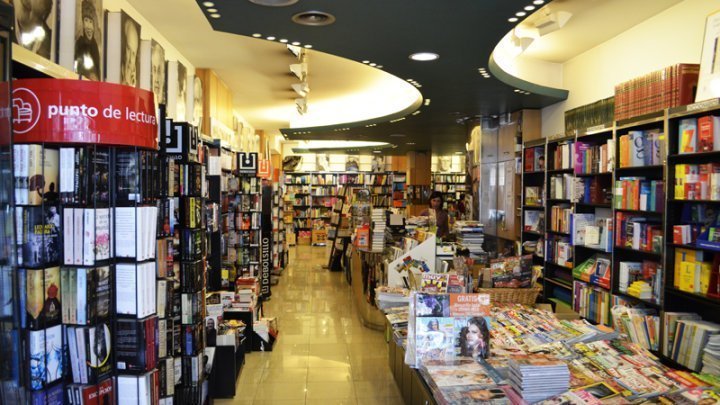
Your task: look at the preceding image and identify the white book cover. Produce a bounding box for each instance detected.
[63,207,74,264]
[13,145,20,204]
[83,208,95,265]
[174,357,182,385]
[67,326,80,382]
[115,263,138,316]
[59,147,74,196]
[95,208,110,260]
[117,375,140,404]
[114,207,136,258]
[73,208,83,265]
[157,279,167,318]
[158,319,167,358]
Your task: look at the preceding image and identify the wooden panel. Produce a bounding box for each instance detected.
[196,68,234,137]
[406,151,431,185]
[519,109,542,142]
[390,155,408,172]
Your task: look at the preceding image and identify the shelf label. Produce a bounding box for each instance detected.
[12,79,157,148]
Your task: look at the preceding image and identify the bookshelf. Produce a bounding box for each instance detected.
[272,183,288,278]
[662,98,720,370]
[391,172,407,211]
[431,172,468,211]
[543,135,575,307]
[521,139,546,292]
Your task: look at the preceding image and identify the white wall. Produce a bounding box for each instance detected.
[542,0,717,136]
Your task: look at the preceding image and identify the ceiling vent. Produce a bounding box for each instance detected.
[248,0,298,7]
[292,11,336,26]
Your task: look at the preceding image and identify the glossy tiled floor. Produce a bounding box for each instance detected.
[216,246,404,405]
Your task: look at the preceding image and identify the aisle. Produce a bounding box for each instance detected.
[217,245,403,405]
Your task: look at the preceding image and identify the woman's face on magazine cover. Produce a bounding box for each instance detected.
[466,323,481,345]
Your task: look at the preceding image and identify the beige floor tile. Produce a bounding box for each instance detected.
[305,381,355,400]
[354,395,404,405]
[253,382,307,401]
[252,400,306,405]
[212,399,254,405]
[354,380,402,398]
[308,356,352,368]
[259,366,308,383]
[307,366,352,382]
[267,354,310,368]
[306,398,357,405]
[309,343,348,355]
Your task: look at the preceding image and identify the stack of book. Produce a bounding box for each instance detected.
[454,221,485,256]
[574,140,614,174]
[509,356,570,403]
[375,286,410,310]
[667,318,720,371]
[617,129,665,167]
[701,334,720,375]
[611,306,660,351]
[371,208,386,252]
[551,142,575,170]
[674,163,720,201]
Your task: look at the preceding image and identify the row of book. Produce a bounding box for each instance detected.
[617,129,665,168]
[572,256,611,290]
[545,237,573,268]
[614,212,663,253]
[618,260,662,304]
[613,178,665,211]
[666,314,720,371]
[564,96,614,134]
[432,184,467,193]
[549,174,573,200]
[523,146,545,172]
[673,248,717,296]
[573,140,614,174]
[572,176,612,205]
[613,63,699,121]
[571,210,612,251]
[550,204,572,234]
[674,163,720,201]
[611,306,660,352]
[550,142,574,170]
[572,281,611,325]
[679,115,720,154]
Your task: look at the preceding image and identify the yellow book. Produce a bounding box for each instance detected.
[675,164,686,199]
[678,261,697,292]
[700,262,712,294]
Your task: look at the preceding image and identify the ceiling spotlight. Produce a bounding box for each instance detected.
[508,17,518,22]
[406,78,413,81]
[533,0,544,4]
[373,150,382,154]
[376,65,383,69]
[369,62,377,67]
[203,1,214,6]
[292,11,336,26]
[252,33,262,37]
[406,142,416,145]
[516,11,527,17]
[424,99,431,106]
[362,60,370,64]
[210,13,221,18]
[412,111,421,115]
[409,52,439,61]
[249,0,299,6]
[304,44,313,48]
[279,38,288,43]
[291,41,301,46]
[207,8,217,12]
[266,36,276,40]
[524,5,535,11]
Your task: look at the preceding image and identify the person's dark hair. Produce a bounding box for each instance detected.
[82,0,96,20]
[458,317,490,357]
[459,326,471,356]
[429,191,443,203]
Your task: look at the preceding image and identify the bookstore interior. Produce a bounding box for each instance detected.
[4,0,720,404]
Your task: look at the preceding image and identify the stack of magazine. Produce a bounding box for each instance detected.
[508,356,570,403]
[454,221,485,257]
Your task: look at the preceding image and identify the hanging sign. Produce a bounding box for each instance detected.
[260,184,273,298]
[237,152,258,175]
[12,79,157,149]
[258,159,272,179]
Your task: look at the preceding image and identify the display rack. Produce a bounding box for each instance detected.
[271,183,288,278]
[521,139,546,291]
[232,168,262,279]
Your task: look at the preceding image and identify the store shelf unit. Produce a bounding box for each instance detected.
[543,135,576,307]
[431,172,468,211]
[662,98,720,368]
[520,139,546,286]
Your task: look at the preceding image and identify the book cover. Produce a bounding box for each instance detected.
[88,147,110,204]
[28,325,63,390]
[679,118,698,154]
[116,150,140,203]
[25,266,61,329]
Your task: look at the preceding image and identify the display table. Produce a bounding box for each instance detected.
[350,248,386,331]
[386,319,436,405]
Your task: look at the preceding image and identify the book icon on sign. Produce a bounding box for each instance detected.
[13,98,33,124]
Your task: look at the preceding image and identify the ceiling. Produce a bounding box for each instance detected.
[128,0,683,155]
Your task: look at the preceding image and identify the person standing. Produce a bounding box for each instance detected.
[421,191,449,239]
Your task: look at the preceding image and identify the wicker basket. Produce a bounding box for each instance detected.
[475,284,543,306]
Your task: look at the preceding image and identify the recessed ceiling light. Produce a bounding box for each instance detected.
[292,11,336,26]
[406,78,413,82]
[406,142,416,145]
[207,8,217,12]
[424,99,431,106]
[252,33,262,37]
[409,52,439,61]
[248,0,299,6]
[369,63,377,67]
[455,152,463,155]
[524,5,535,11]
[516,11,526,17]
[508,17,518,22]
[373,150,382,153]
[376,65,383,69]
[203,1,214,6]
[304,44,312,48]
[280,38,288,43]
[210,13,221,18]
[533,0,544,4]
[291,41,301,46]
[266,36,276,40]
[362,60,370,64]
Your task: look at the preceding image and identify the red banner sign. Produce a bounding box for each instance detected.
[258,159,272,179]
[12,79,158,149]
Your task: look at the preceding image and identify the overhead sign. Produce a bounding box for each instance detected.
[12,79,157,149]
[164,120,199,162]
[238,152,258,175]
[258,159,272,179]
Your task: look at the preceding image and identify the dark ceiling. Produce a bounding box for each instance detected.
[197,0,567,154]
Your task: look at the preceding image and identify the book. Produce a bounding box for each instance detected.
[17,205,61,268]
[115,262,156,318]
[27,325,63,390]
[679,118,698,154]
[115,317,158,374]
[104,10,141,87]
[22,266,61,329]
[116,370,159,405]
[61,266,111,325]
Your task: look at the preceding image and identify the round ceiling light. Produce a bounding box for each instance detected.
[202,1,214,6]
[292,11,336,26]
[409,52,439,61]
[248,0,299,6]
[508,17,518,22]
[252,33,262,37]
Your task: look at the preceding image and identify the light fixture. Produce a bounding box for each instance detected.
[291,41,301,46]
[210,13,221,18]
[287,45,304,59]
[290,63,307,80]
[304,44,313,49]
[516,11,527,17]
[369,63,376,67]
[291,82,310,97]
[266,36,276,40]
[296,98,308,115]
[406,142,416,145]
[409,52,439,61]
[279,38,288,43]
[292,11,336,26]
[362,60,370,64]
[202,1,214,6]
[376,65,383,69]
[252,33,262,37]
[524,5,535,11]
[534,11,572,36]
[508,17,518,22]
[424,99,431,106]
[533,0,544,4]
[207,8,217,12]
[373,150,382,154]
[406,78,413,82]
[249,0,299,6]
